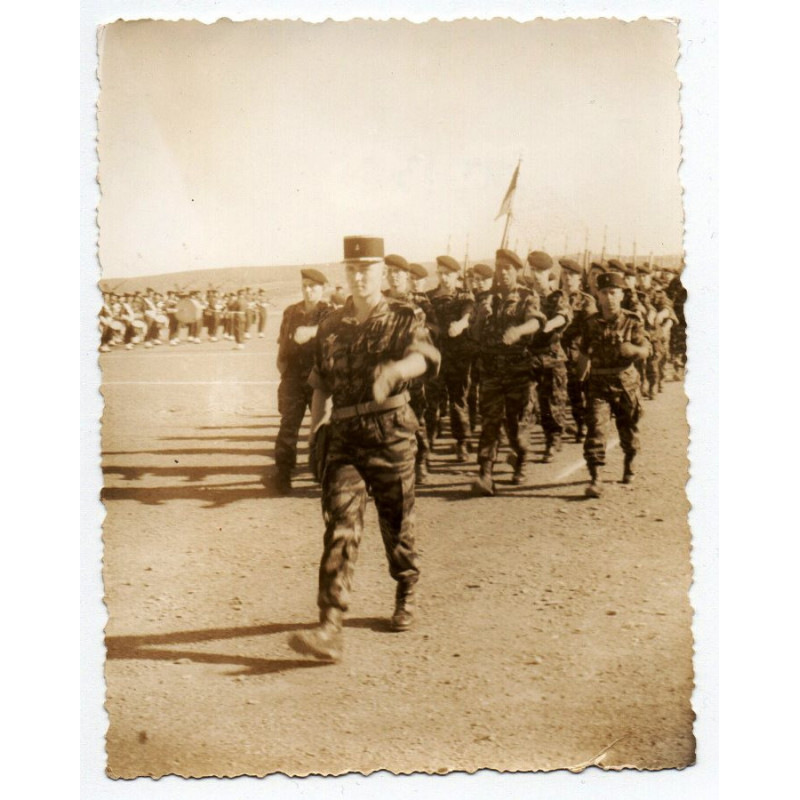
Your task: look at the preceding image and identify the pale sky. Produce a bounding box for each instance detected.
[98,18,684,278]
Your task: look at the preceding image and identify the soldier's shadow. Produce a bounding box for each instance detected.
[105,618,384,675]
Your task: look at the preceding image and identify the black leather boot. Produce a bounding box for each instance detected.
[391,582,416,631]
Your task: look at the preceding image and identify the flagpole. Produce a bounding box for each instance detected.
[497,158,521,250]
[501,212,513,250]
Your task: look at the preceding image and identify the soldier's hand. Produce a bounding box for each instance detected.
[619,342,640,359]
[502,325,521,345]
[372,361,401,404]
[448,319,467,337]
[293,326,314,345]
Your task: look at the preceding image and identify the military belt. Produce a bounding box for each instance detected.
[330,391,410,421]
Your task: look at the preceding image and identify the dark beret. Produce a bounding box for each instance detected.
[495,249,524,270]
[558,258,583,274]
[596,272,626,291]
[384,254,410,272]
[436,255,461,273]
[636,262,652,275]
[623,262,637,277]
[590,261,607,272]
[527,250,554,271]
[408,263,428,279]
[606,259,625,274]
[301,268,328,286]
[472,263,494,279]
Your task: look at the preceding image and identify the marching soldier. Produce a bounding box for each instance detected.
[577,272,650,498]
[166,291,180,345]
[384,255,434,483]
[526,252,572,461]
[472,249,544,495]
[269,269,332,495]
[255,289,270,338]
[425,255,475,462]
[559,258,597,442]
[288,236,440,662]
[467,263,495,434]
[646,281,678,396]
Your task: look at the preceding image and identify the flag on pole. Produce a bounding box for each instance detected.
[495,160,520,220]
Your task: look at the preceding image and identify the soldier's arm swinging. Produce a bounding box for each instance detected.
[372,352,428,404]
[502,316,542,345]
[542,313,568,334]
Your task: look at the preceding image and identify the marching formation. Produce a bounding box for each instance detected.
[98,287,273,351]
[274,236,686,662]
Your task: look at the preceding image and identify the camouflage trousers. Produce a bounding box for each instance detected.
[530,359,568,444]
[409,381,430,465]
[476,368,533,464]
[583,373,642,468]
[645,338,666,394]
[425,352,471,445]
[566,361,589,430]
[467,356,481,431]
[274,374,313,472]
[317,403,420,613]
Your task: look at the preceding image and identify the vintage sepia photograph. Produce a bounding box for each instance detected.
[96,15,694,779]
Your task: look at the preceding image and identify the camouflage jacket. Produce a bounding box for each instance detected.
[426,286,475,351]
[562,290,598,356]
[477,286,544,371]
[580,310,647,375]
[309,296,440,409]
[277,300,332,377]
[527,289,573,361]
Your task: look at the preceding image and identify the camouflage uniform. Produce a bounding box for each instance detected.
[425,285,475,450]
[475,286,542,471]
[274,300,332,478]
[580,309,647,469]
[527,290,573,458]
[467,286,494,432]
[562,288,598,439]
[665,275,687,375]
[308,297,440,614]
[645,288,677,397]
[385,288,436,477]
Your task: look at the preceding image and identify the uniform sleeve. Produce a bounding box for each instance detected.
[628,315,647,347]
[307,319,332,393]
[549,292,573,325]
[522,294,547,325]
[402,307,441,377]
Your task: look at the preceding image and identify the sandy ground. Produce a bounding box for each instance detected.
[100,304,694,778]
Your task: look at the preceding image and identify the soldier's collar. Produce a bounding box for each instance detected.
[341,296,391,324]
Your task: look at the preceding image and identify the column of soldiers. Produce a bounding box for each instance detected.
[269,249,686,500]
[276,236,686,661]
[98,287,272,352]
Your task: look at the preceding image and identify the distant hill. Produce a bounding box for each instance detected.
[97,252,684,296]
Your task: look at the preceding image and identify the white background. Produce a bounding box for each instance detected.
[6,0,781,797]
